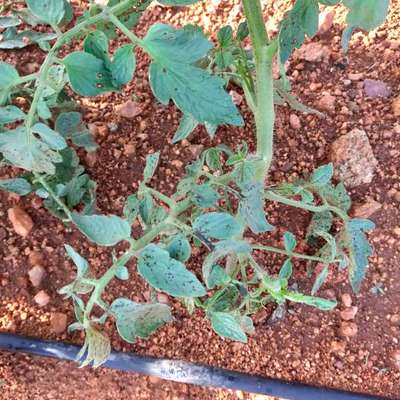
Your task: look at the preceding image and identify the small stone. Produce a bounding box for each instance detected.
[88,123,98,136]
[107,122,118,132]
[353,198,382,218]
[393,227,400,237]
[391,350,400,370]
[330,128,378,188]
[331,340,346,353]
[7,206,34,237]
[188,144,204,158]
[339,322,358,338]
[116,100,142,119]
[28,265,45,287]
[29,250,44,266]
[392,96,400,116]
[317,92,336,113]
[124,143,136,156]
[229,90,243,105]
[289,114,301,130]
[390,314,400,326]
[363,79,392,98]
[97,125,109,137]
[50,312,67,334]
[34,290,50,307]
[157,293,169,304]
[341,293,352,308]
[340,306,358,321]
[85,151,97,167]
[294,42,331,62]
[318,11,335,36]
[171,159,184,168]
[348,73,364,81]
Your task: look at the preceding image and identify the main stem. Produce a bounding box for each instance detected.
[242,0,275,182]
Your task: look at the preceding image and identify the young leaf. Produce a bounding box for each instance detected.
[64,244,89,277]
[138,244,206,297]
[202,240,251,288]
[63,52,115,96]
[344,0,390,31]
[0,127,62,174]
[0,16,21,28]
[236,21,249,41]
[78,326,111,368]
[310,163,333,187]
[284,291,337,311]
[191,184,219,208]
[0,178,32,195]
[32,122,67,150]
[166,234,192,262]
[172,113,198,143]
[283,232,297,252]
[72,213,131,246]
[279,259,293,280]
[343,218,375,293]
[306,210,333,242]
[217,26,233,48]
[143,151,160,183]
[0,62,19,95]
[0,105,25,124]
[206,285,240,312]
[317,182,351,212]
[123,194,140,223]
[26,0,65,26]
[115,265,129,280]
[311,265,329,295]
[239,182,274,234]
[83,31,110,66]
[193,212,241,240]
[111,44,136,87]
[208,264,230,289]
[110,298,172,343]
[209,312,247,343]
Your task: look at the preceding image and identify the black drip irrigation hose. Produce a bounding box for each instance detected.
[0,333,386,400]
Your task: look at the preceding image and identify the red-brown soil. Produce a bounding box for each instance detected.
[1,1,400,399]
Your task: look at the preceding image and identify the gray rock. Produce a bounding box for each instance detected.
[364,79,392,98]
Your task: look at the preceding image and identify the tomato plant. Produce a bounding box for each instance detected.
[0,0,389,366]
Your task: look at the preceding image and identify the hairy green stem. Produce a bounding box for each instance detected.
[252,245,327,263]
[265,190,349,221]
[242,0,275,182]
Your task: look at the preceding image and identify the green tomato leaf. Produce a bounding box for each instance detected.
[72,213,131,246]
[110,298,172,343]
[143,151,160,183]
[0,178,32,195]
[26,0,65,26]
[239,182,274,234]
[208,264,230,289]
[236,21,249,41]
[63,52,115,96]
[209,312,247,343]
[311,265,329,295]
[217,26,233,48]
[206,285,240,313]
[55,111,82,137]
[77,326,111,368]
[310,163,333,186]
[279,259,293,280]
[64,244,89,277]
[193,212,241,240]
[344,0,390,31]
[191,184,219,208]
[0,16,21,28]
[123,194,140,223]
[138,244,206,297]
[172,113,198,143]
[111,44,136,87]
[166,234,192,262]
[0,105,25,124]
[283,231,297,252]
[145,24,243,127]
[32,122,67,150]
[0,127,62,174]
[343,218,375,293]
[317,182,351,212]
[279,0,320,63]
[306,210,333,243]
[115,265,129,280]
[202,240,251,288]
[83,31,110,66]
[0,62,19,92]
